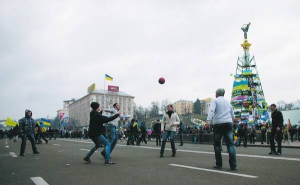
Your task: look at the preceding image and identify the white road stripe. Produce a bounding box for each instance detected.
[30,177,49,185]
[170,164,258,179]
[80,149,97,152]
[53,144,61,146]
[9,152,18,157]
[5,146,9,148]
[59,139,300,162]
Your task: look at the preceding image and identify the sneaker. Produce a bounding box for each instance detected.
[83,157,91,163]
[33,151,40,154]
[105,161,116,165]
[160,154,163,158]
[230,167,237,171]
[268,152,275,155]
[274,152,281,155]
[20,153,24,156]
[213,165,222,169]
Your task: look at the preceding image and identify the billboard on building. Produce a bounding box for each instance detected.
[60,113,69,127]
[108,85,119,92]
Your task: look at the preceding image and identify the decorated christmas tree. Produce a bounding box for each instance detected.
[231,23,270,126]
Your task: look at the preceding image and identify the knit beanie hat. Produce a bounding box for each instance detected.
[90,102,100,110]
[215,88,225,96]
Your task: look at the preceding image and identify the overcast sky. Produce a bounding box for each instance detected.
[1,0,299,120]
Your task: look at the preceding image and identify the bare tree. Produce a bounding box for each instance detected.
[161,99,172,112]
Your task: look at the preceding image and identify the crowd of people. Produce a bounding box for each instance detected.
[2,88,300,170]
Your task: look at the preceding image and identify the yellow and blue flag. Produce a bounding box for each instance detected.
[4,117,18,127]
[105,74,113,81]
[41,118,51,127]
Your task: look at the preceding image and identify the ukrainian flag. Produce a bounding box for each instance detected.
[105,74,113,81]
[41,118,51,127]
[4,117,18,127]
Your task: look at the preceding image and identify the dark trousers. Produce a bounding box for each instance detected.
[249,134,255,144]
[261,133,266,144]
[155,134,161,146]
[140,134,147,144]
[270,130,282,153]
[179,133,183,145]
[20,133,38,154]
[213,123,237,169]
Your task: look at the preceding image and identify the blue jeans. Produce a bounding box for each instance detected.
[103,124,118,154]
[160,130,176,154]
[20,133,38,154]
[213,123,237,169]
[86,135,111,162]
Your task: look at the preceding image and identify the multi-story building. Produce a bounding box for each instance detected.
[173,100,194,115]
[202,97,212,115]
[68,89,134,129]
[57,99,76,128]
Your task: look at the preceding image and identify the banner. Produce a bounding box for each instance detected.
[108,85,119,92]
[60,113,69,127]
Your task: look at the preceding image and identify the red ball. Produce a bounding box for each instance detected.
[158,77,165,84]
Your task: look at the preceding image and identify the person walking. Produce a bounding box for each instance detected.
[84,102,121,165]
[206,88,237,170]
[101,103,121,157]
[12,125,19,142]
[139,121,147,144]
[249,125,256,144]
[160,104,180,157]
[269,104,283,155]
[19,109,39,156]
[261,123,266,144]
[179,121,184,146]
[153,120,161,146]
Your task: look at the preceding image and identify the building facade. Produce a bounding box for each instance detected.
[202,98,212,115]
[173,100,194,115]
[68,89,134,129]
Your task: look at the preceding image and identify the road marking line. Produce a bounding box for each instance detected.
[80,149,97,152]
[170,164,258,179]
[9,152,18,157]
[30,177,49,185]
[59,139,300,162]
[53,144,61,146]
[5,146,9,148]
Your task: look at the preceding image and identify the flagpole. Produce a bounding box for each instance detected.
[104,74,106,110]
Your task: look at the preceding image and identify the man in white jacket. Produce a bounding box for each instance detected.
[101,103,120,158]
[160,105,180,157]
[206,88,237,170]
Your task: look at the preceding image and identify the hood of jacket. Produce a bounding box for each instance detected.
[25,109,32,118]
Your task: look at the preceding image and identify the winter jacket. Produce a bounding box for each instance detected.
[19,109,36,134]
[88,110,119,138]
[162,111,180,132]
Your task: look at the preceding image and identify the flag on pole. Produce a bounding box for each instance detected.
[87,83,96,93]
[4,117,18,127]
[105,74,113,81]
[41,118,51,127]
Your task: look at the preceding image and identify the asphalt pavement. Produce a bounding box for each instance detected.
[1,138,300,185]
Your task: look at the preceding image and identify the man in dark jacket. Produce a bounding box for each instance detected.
[84,102,121,165]
[19,109,39,156]
[269,104,284,155]
[153,120,161,146]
